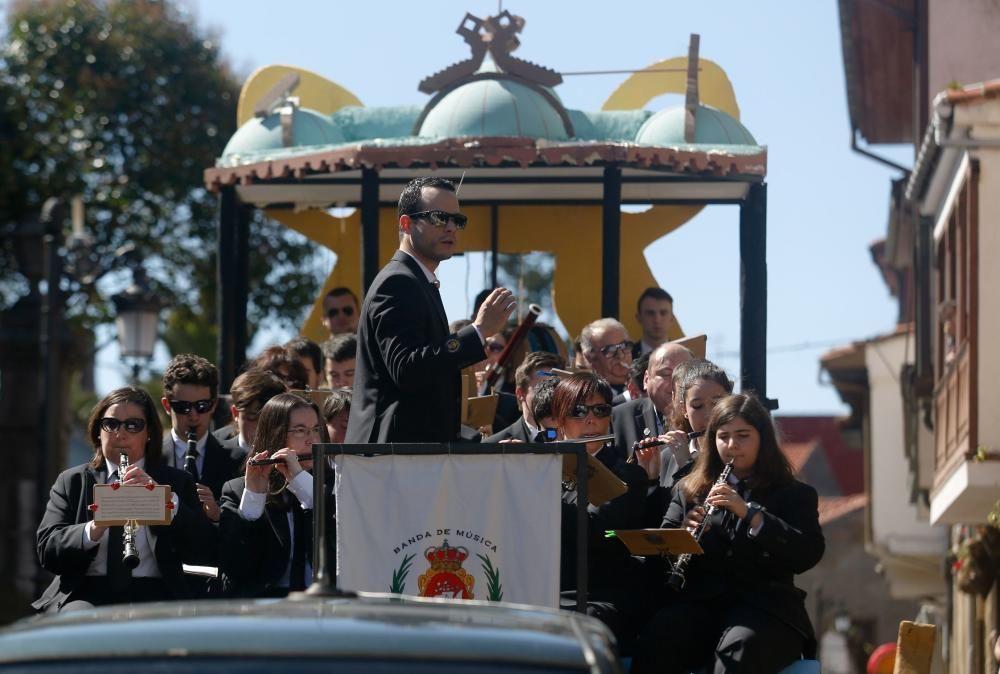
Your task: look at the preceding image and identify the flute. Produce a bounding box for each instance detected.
[627,431,704,463]
[247,452,314,467]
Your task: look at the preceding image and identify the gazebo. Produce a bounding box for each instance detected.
[204,12,773,406]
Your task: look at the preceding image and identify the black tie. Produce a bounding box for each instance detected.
[184,447,200,483]
[106,472,132,594]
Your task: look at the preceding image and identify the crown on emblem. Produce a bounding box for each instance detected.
[424,539,469,571]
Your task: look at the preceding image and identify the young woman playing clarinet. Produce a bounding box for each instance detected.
[219,392,332,597]
[631,393,825,673]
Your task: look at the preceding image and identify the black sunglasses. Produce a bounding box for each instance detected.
[326,306,355,318]
[406,210,468,230]
[598,341,635,358]
[169,399,214,415]
[569,403,613,419]
[100,417,147,434]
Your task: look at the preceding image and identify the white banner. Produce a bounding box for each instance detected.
[335,453,562,608]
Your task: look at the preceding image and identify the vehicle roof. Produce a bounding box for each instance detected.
[0,593,618,672]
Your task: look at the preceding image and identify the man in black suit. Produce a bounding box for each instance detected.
[486,350,563,442]
[612,342,692,481]
[219,368,287,453]
[160,354,247,523]
[347,176,514,443]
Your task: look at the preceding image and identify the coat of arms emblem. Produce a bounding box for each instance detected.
[417,539,475,599]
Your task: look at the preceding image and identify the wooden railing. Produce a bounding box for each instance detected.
[934,343,976,483]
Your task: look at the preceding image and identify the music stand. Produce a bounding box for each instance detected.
[607,528,703,556]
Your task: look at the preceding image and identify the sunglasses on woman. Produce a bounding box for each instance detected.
[569,403,613,419]
[100,417,147,434]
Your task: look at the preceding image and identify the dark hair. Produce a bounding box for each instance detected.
[682,393,793,501]
[252,346,309,390]
[514,351,565,391]
[628,351,651,393]
[668,359,733,432]
[322,388,352,421]
[285,337,323,376]
[162,354,219,398]
[322,333,357,363]
[229,368,287,412]
[398,176,456,217]
[251,393,329,503]
[87,387,164,469]
[636,287,674,313]
[550,372,613,422]
[530,375,561,422]
[324,287,359,305]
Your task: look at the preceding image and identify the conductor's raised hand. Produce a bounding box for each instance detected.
[473,287,516,338]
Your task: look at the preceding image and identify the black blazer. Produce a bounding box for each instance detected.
[218,476,336,597]
[661,477,825,643]
[34,461,217,612]
[560,446,648,593]
[162,432,247,500]
[485,417,533,443]
[347,250,486,443]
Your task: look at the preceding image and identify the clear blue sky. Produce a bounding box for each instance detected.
[95,0,909,414]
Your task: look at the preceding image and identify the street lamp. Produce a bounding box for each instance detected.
[112,268,162,381]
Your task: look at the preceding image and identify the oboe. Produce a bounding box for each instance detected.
[118,451,140,570]
[666,458,735,591]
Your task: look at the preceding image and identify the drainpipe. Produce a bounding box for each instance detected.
[851,128,910,174]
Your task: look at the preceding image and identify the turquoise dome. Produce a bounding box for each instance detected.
[635,104,756,146]
[222,106,345,157]
[418,77,571,140]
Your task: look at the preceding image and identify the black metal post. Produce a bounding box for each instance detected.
[914,213,933,394]
[302,442,337,597]
[217,187,249,398]
[490,205,499,289]
[361,168,380,293]
[574,446,589,613]
[739,183,775,408]
[601,165,622,318]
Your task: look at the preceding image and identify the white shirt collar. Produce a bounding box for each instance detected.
[104,456,145,478]
[401,249,440,286]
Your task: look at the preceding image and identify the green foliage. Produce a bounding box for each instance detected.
[390,553,415,594]
[0,0,321,352]
[477,553,503,602]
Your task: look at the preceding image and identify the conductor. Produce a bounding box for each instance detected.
[346,176,515,443]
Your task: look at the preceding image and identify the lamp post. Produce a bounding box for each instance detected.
[112,268,161,381]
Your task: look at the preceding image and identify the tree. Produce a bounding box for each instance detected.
[0,0,321,354]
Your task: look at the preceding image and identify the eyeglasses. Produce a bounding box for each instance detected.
[406,210,468,230]
[168,399,214,415]
[326,306,355,318]
[569,403,613,419]
[597,341,635,358]
[486,341,505,354]
[100,417,147,434]
[287,425,323,439]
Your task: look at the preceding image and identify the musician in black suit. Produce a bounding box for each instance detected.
[630,394,825,674]
[218,368,287,454]
[219,393,334,597]
[486,351,563,442]
[160,354,246,523]
[34,387,217,612]
[346,176,514,443]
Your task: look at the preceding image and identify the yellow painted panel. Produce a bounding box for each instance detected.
[237,65,363,127]
[602,57,740,119]
[278,203,701,345]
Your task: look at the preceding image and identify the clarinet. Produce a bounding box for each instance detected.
[184,429,199,480]
[666,458,735,591]
[119,451,141,570]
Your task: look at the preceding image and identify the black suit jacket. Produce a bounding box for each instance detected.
[34,462,217,611]
[162,432,247,500]
[661,477,825,643]
[218,476,336,597]
[611,397,658,460]
[485,417,533,443]
[347,250,486,443]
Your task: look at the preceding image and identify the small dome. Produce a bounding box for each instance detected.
[418,77,571,140]
[635,104,756,146]
[222,106,345,157]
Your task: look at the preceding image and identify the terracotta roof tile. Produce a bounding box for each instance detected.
[945,78,1000,104]
[817,493,867,526]
[774,416,864,495]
